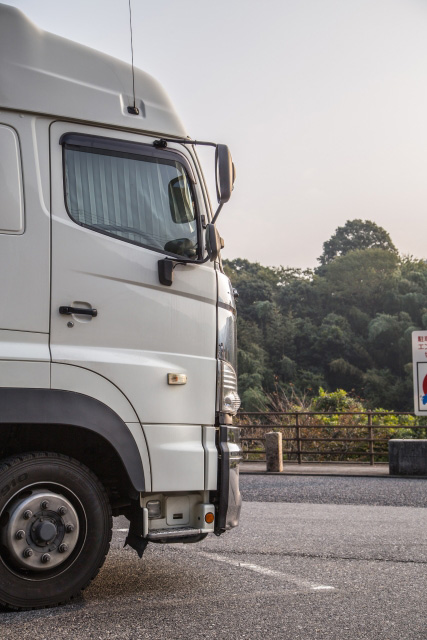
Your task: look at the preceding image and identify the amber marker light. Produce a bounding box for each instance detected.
[167,373,187,385]
[205,512,215,524]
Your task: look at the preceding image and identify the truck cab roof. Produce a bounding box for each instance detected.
[0,3,187,138]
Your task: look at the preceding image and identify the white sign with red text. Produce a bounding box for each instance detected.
[412,331,427,414]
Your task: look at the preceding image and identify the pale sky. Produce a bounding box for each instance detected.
[4,0,427,268]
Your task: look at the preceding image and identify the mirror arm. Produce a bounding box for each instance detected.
[181,254,210,265]
[154,137,217,148]
[153,138,231,225]
[211,203,224,226]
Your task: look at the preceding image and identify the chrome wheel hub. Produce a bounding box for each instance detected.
[2,490,79,571]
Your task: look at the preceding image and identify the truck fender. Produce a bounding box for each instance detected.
[0,388,145,491]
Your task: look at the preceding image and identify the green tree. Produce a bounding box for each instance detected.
[320,248,400,315]
[223,222,427,411]
[318,219,397,266]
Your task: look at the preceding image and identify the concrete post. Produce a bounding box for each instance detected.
[389,439,427,475]
[265,431,283,472]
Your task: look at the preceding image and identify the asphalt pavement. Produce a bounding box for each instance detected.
[1,474,427,640]
[241,473,427,507]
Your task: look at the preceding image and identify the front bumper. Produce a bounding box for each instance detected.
[215,425,242,534]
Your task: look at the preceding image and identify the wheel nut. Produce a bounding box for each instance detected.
[65,524,75,533]
[23,510,32,520]
[40,500,49,510]
[15,530,25,540]
[41,553,51,564]
[23,547,33,558]
[57,506,67,516]
[58,543,68,553]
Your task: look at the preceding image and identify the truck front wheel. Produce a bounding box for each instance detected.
[0,452,112,610]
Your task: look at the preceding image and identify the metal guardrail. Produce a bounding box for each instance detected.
[235,411,427,465]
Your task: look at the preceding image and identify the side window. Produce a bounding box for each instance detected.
[0,125,24,234]
[63,136,198,259]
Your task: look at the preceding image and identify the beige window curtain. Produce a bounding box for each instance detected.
[64,148,198,254]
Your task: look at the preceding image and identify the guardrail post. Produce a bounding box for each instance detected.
[296,413,302,464]
[265,431,283,472]
[368,412,374,466]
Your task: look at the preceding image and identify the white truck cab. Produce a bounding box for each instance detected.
[0,4,241,610]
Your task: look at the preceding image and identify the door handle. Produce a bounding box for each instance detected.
[59,306,98,317]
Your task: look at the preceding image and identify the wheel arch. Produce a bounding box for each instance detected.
[0,389,145,503]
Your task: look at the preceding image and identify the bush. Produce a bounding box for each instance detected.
[237,386,427,462]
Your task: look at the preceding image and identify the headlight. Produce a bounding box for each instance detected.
[219,361,241,415]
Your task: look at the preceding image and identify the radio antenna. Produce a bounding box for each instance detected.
[127,0,139,115]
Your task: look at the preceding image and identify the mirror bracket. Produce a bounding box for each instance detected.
[158,253,210,286]
[205,223,222,262]
[158,259,174,286]
[153,139,168,149]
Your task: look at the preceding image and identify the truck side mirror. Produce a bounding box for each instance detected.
[215,144,234,204]
[206,223,223,262]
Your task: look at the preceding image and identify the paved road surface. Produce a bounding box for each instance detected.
[1,475,426,640]
[241,473,427,507]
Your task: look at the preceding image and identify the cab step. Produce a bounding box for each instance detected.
[147,527,204,542]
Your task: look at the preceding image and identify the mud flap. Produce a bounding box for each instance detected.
[124,503,149,558]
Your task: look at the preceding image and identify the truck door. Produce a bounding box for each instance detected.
[49,122,217,491]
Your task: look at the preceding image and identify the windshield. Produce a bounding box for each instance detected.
[64,144,198,259]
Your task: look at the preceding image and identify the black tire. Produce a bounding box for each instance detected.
[0,452,112,610]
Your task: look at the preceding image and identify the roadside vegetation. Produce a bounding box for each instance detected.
[225,219,427,413]
[236,387,427,462]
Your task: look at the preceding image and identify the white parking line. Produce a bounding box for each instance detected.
[113,527,335,591]
[198,552,335,592]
